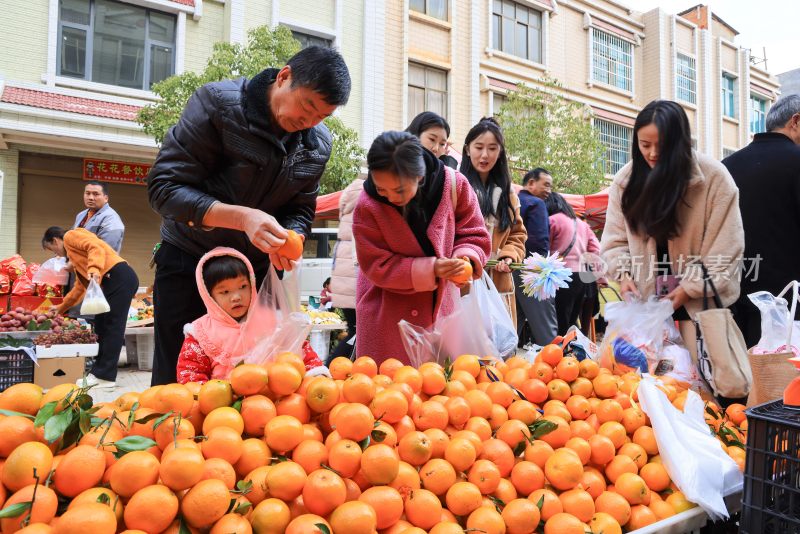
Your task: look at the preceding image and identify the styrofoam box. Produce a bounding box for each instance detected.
[36,343,99,359]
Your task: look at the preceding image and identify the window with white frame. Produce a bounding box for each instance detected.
[290,30,332,49]
[722,148,736,159]
[408,63,448,120]
[492,92,508,116]
[676,54,696,104]
[410,0,447,21]
[750,95,768,134]
[594,118,632,175]
[491,0,543,64]
[591,28,633,92]
[58,0,176,90]
[721,74,736,118]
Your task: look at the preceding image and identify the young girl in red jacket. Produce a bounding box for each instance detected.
[176,247,326,384]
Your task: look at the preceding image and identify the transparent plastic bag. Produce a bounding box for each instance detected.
[80,278,110,315]
[239,266,311,366]
[652,323,712,398]
[638,376,742,520]
[749,282,800,356]
[597,297,674,374]
[472,273,518,359]
[32,257,69,286]
[399,283,499,368]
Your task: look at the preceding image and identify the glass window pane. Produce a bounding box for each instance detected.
[529,27,541,63]
[502,16,514,52]
[408,86,425,119]
[92,0,146,88]
[428,0,446,20]
[409,0,425,13]
[427,68,447,92]
[408,63,425,87]
[493,0,502,15]
[528,9,541,29]
[515,23,527,59]
[492,14,501,50]
[60,26,87,77]
[149,11,175,43]
[503,0,514,17]
[516,6,528,23]
[427,90,446,118]
[60,0,90,25]
[149,44,172,87]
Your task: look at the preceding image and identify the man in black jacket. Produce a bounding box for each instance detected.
[147,46,351,385]
[723,94,800,347]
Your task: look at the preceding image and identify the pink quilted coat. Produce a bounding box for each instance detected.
[353,167,491,365]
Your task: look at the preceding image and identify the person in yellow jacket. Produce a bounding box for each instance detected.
[42,227,139,389]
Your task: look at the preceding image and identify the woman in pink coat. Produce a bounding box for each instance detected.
[353,131,491,365]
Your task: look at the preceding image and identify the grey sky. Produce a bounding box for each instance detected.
[622,0,800,74]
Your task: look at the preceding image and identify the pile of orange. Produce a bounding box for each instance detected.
[0,346,746,534]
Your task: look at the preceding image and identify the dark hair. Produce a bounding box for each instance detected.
[85,181,108,195]
[42,226,65,247]
[323,277,331,287]
[287,46,351,106]
[522,168,551,186]
[367,131,426,180]
[545,192,576,219]
[622,100,694,243]
[459,117,513,231]
[439,154,458,170]
[202,256,250,293]
[405,112,451,139]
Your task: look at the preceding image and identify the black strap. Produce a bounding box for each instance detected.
[561,218,579,257]
[700,263,724,310]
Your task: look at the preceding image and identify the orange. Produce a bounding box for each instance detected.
[468,459,501,494]
[159,447,205,491]
[277,229,303,260]
[209,514,253,534]
[328,439,362,478]
[592,374,619,399]
[242,466,271,505]
[419,458,456,496]
[201,426,244,464]
[579,359,600,379]
[618,442,648,469]
[725,403,747,426]
[1,484,58,534]
[627,504,658,530]
[444,437,477,473]
[496,420,532,450]
[565,437,592,465]
[398,431,432,466]
[292,439,328,474]
[304,377,339,414]
[570,420,596,440]
[539,344,563,367]
[466,506,505,534]
[284,514,330,534]
[419,366,447,396]
[201,457,237,490]
[275,393,312,424]
[265,415,304,453]
[559,488,595,523]
[333,403,375,441]
[604,455,638,484]
[424,428,449,458]
[302,469,346,516]
[598,421,627,450]
[485,381,516,408]
[361,444,399,485]
[52,445,105,498]
[507,399,538,425]
[69,488,123,524]
[268,363,303,397]
[494,477,518,504]
[588,512,622,534]
[521,378,549,403]
[488,403,509,430]
[666,491,697,513]
[394,366,423,393]
[250,498,291,534]
[229,364,269,396]
[594,491,631,526]
[154,416,196,451]
[181,479,231,529]
[370,388,408,424]
[234,438,270,478]
[503,498,541,534]
[538,415,571,449]
[343,373,377,405]
[0,384,42,416]
[404,489,442,530]
[650,498,676,520]
[0,416,37,459]
[570,377,595,398]
[266,461,306,501]
[566,395,591,421]
[156,383,195,417]
[412,400,449,431]
[621,408,646,434]
[2,441,53,493]
[359,486,404,530]
[443,481,482,517]
[640,462,671,492]
[344,477,362,502]
[524,440,554,469]
[198,380,234,415]
[510,461,545,496]
[39,383,77,412]
[479,438,515,478]
[463,390,492,419]
[556,357,580,382]
[581,468,607,500]
[529,488,563,521]
[124,484,178,533]
[588,434,616,465]
[544,512,586,534]
[615,472,651,505]
[596,399,624,424]
[543,400,571,422]
[632,426,659,456]
[390,461,422,497]
[453,354,481,378]
[53,502,117,534]
[329,501,377,534]
[201,406,244,436]
[449,257,473,285]
[379,358,404,379]
[351,356,378,377]
[544,448,583,491]
[547,379,572,402]
[328,357,353,380]
[109,451,160,498]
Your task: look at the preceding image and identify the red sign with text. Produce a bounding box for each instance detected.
[82,158,151,186]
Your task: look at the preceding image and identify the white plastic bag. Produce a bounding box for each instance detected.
[399,284,499,367]
[80,278,110,315]
[32,257,69,286]
[472,273,518,359]
[638,376,742,520]
[749,282,800,356]
[598,297,674,374]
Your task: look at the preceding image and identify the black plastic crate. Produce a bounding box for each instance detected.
[740,400,800,534]
[0,349,35,392]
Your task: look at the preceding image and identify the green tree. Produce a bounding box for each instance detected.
[496,77,607,194]
[137,25,364,194]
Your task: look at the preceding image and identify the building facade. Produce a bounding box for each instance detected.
[0,0,781,282]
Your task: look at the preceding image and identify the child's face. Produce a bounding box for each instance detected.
[211,275,252,320]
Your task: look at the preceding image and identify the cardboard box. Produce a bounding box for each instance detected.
[8,296,63,314]
[34,357,86,390]
[36,343,98,359]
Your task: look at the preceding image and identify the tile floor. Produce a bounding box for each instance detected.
[89,348,153,404]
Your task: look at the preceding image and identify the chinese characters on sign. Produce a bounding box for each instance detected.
[82,158,151,186]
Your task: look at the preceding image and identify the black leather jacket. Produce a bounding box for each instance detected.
[147,68,331,271]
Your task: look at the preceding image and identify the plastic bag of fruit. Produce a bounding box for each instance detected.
[399,283,499,367]
[471,272,518,359]
[638,376,742,520]
[598,297,674,374]
[10,274,35,296]
[0,254,27,281]
[32,256,70,286]
[80,278,111,315]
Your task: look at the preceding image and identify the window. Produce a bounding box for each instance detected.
[722,148,736,158]
[491,0,542,63]
[676,54,696,104]
[721,74,736,118]
[408,63,448,120]
[291,30,332,49]
[58,0,176,90]
[594,118,632,175]
[410,0,447,20]
[591,28,633,91]
[750,95,767,134]
[492,92,508,116]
